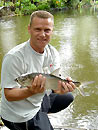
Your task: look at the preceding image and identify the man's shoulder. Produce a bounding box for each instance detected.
[3,41,29,62]
[7,41,29,56]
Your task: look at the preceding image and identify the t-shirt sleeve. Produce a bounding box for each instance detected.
[1,54,24,89]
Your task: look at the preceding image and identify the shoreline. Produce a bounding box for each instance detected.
[0,126,87,130]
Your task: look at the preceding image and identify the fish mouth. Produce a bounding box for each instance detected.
[14,78,18,82]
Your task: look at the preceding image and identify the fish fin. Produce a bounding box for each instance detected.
[51,68,60,76]
[82,81,95,87]
[76,81,95,96]
[76,85,86,96]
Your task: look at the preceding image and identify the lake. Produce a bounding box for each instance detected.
[0,7,98,129]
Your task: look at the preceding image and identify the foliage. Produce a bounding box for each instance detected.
[15,8,22,15]
[14,0,37,15]
[15,2,20,8]
[81,0,91,5]
[0,1,4,7]
[21,3,37,15]
[0,0,93,15]
[62,0,80,8]
[96,1,98,4]
[0,1,14,7]
[37,1,50,10]
[5,2,14,7]
[71,0,80,8]
[49,0,65,8]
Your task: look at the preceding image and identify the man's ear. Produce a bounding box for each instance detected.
[28,25,31,34]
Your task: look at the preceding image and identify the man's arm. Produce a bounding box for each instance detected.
[4,87,33,101]
[4,75,46,101]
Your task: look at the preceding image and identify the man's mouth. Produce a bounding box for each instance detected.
[37,39,47,43]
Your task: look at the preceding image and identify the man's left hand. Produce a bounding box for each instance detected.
[53,77,76,94]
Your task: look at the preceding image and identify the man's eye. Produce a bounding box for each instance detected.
[35,28,41,31]
[45,29,51,33]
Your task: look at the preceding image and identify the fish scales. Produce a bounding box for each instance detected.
[15,73,81,90]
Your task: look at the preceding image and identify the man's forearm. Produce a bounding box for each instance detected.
[4,87,33,101]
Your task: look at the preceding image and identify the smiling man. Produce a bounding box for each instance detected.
[28,14,54,53]
[1,10,76,130]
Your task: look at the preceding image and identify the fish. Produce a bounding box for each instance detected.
[14,73,94,96]
[14,72,82,91]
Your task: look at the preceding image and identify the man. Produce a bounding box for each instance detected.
[1,10,76,130]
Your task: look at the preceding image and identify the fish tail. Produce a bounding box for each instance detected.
[76,86,86,96]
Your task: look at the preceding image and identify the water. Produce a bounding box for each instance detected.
[0,8,98,129]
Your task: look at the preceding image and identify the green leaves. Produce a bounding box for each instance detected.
[1,0,92,15]
[37,1,50,10]
[21,3,37,15]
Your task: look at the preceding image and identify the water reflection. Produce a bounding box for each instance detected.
[0,19,16,53]
[90,34,98,66]
[0,8,98,129]
[50,9,98,129]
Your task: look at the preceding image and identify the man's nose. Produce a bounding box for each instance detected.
[40,31,46,37]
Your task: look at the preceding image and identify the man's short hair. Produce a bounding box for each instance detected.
[30,10,54,26]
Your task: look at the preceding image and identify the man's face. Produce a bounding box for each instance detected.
[28,16,54,53]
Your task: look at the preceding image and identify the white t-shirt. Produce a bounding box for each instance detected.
[1,40,60,122]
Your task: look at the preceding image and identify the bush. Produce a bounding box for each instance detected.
[96,1,98,4]
[37,2,50,10]
[49,0,65,8]
[15,2,20,8]
[15,8,22,15]
[21,4,37,15]
[0,1,4,7]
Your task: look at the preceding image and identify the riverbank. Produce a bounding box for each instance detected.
[0,125,87,130]
[0,6,69,18]
[0,6,16,17]
[0,0,93,18]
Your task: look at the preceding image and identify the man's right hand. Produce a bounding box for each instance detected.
[27,74,46,94]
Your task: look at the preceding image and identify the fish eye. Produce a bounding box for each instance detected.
[15,78,18,82]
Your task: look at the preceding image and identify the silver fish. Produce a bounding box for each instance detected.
[15,72,82,91]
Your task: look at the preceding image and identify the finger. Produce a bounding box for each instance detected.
[65,82,74,92]
[62,82,69,93]
[41,76,46,89]
[66,77,76,89]
[33,76,38,87]
[38,77,46,93]
[58,81,69,94]
[37,74,43,87]
[69,82,76,89]
[54,80,62,94]
[66,77,72,82]
[58,80,62,90]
